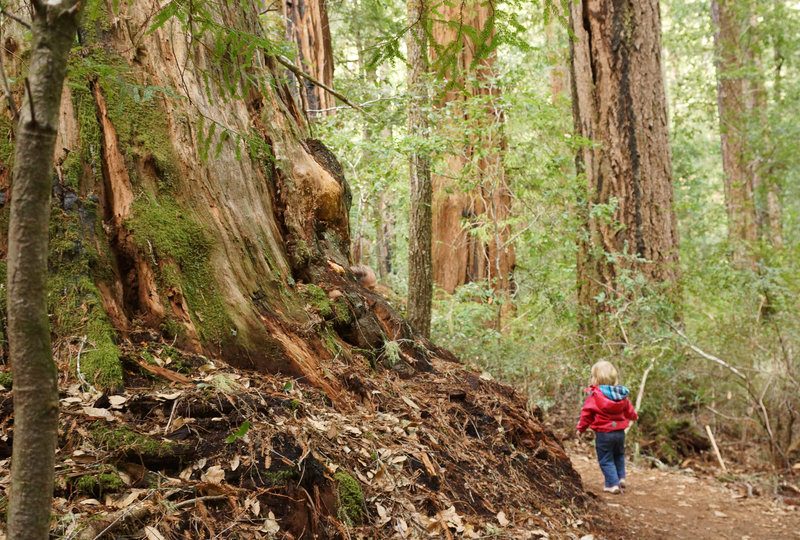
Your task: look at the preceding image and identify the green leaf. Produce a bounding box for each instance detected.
[225,421,250,443]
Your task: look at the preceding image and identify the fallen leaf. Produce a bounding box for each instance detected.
[530,530,549,538]
[496,511,509,527]
[262,511,280,534]
[82,407,114,421]
[144,526,166,540]
[108,395,128,408]
[202,465,225,483]
[714,511,728,518]
[230,455,241,471]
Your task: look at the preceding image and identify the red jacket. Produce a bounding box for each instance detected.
[577,385,638,433]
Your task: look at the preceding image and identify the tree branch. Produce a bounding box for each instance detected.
[0,8,31,29]
[275,55,373,119]
[669,324,747,380]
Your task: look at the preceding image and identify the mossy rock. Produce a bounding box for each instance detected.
[334,470,364,526]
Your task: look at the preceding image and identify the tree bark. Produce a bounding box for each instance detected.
[569,0,680,340]
[406,0,433,337]
[430,0,515,296]
[711,0,760,261]
[283,0,335,118]
[6,1,81,538]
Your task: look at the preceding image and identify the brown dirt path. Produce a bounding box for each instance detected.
[570,445,800,539]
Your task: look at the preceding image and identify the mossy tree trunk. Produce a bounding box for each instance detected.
[569,0,680,345]
[406,0,433,338]
[6,1,82,538]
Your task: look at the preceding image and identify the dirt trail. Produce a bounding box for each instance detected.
[569,445,800,539]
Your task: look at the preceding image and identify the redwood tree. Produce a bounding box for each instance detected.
[283,0,335,117]
[6,1,81,537]
[569,0,680,340]
[430,0,514,296]
[406,0,433,337]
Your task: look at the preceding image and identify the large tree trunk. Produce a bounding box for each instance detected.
[430,0,515,296]
[406,0,433,337]
[711,0,760,260]
[283,0,335,118]
[6,3,81,537]
[569,0,680,340]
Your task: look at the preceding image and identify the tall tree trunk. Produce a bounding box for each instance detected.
[569,0,680,341]
[283,0,335,118]
[406,0,433,337]
[711,0,761,260]
[6,2,81,537]
[430,0,514,296]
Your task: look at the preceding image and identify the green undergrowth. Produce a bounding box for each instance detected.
[73,466,123,496]
[0,371,11,389]
[334,470,364,526]
[128,197,235,346]
[302,284,351,324]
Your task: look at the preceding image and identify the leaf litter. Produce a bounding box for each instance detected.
[0,335,619,539]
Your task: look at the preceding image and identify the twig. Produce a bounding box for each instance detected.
[704,424,728,472]
[82,490,157,540]
[164,398,179,434]
[75,335,97,393]
[275,55,373,119]
[0,8,31,29]
[174,494,228,509]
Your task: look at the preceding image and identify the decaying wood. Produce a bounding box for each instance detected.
[705,424,728,472]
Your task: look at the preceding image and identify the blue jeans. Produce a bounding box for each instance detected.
[595,429,626,487]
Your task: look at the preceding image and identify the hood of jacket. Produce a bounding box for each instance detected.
[598,385,630,401]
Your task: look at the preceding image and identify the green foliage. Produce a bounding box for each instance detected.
[0,371,11,389]
[225,421,250,443]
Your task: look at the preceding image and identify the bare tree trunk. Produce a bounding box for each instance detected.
[430,0,514,297]
[283,0,335,118]
[407,0,432,337]
[569,0,680,341]
[6,2,81,537]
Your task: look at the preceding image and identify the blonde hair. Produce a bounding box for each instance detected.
[591,361,619,386]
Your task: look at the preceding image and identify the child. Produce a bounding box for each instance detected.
[576,360,638,494]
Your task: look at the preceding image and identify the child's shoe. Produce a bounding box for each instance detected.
[619,478,626,488]
[602,485,620,494]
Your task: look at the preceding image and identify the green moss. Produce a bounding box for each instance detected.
[0,372,11,389]
[91,424,181,457]
[74,467,123,496]
[0,115,14,171]
[304,284,332,318]
[49,208,122,390]
[334,471,364,526]
[332,298,351,324]
[263,468,298,485]
[128,197,235,345]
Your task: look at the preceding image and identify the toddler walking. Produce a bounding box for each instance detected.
[576,361,638,494]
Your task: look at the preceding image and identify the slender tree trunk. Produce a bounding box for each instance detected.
[430,0,514,297]
[283,0,335,118]
[406,0,432,337]
[569,0,680,341]
[6,2,81,537]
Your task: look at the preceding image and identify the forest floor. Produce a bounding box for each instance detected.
[568,441,800,539]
